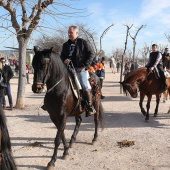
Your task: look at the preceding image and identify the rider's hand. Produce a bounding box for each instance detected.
[150,67,154,71]
[64,59,71,64]
[77,67,85,72]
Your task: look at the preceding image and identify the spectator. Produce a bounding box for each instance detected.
[123,61,130,80]
[110,57,116,73]
[0,57,14,110]
[116,61,121,73]
[15,62,19,76]
[0,61,6,105]
[26,64,30,84]
[96,57,105,99]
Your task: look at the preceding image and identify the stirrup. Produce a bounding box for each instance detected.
[85,105,96,117]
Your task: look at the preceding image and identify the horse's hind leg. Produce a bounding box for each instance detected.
[139,92,146,116]
[69,116,82,148]
[92,100,100,144]
[163,91,166,103]
[154,94,161,117]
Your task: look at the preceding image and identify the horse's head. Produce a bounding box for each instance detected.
[32,46,53,93]
[120,81,138,98]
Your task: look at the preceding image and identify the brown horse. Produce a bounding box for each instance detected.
[0,103,16,170]
[32,47,105,170]
[120,67,170,121]
[165,56,170,69]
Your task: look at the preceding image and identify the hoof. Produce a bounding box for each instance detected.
[62,154,69,160]
[154,114,157,117]
[92,140,97,145]
[69,143,74,148]
[47,165,55,170]
[145,119,149,122]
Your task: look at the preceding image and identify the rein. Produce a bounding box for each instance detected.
[46,77,63,93]
[42,58,63,93]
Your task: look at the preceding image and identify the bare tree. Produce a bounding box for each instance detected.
[165,33,170,43]
[0,0,85,108]
[99,24,115,59]
[139,43,150,66]
[158,44,168,53]
[129,25,146,68]
[78,24,98,56]
[120,24,133,93]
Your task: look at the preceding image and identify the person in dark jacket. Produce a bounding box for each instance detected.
[0,61,7,105]
[0,58,14,110]
[145,44,166,91]
[60,25,95,116]
[162,48,170,68]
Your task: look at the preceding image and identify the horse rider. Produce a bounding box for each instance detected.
[60,25,96,116]
[145,44,167,91]
[162,48,170,69]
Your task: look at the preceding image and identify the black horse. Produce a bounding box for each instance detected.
[32,47,105,170]
[0,104,16,170]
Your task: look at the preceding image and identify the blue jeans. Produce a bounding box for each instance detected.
[2,84,13,107]
[76,70,91,91]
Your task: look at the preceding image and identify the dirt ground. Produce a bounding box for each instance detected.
[5,64,170,170]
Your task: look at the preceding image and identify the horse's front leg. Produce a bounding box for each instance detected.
[62,132,70,160]
[145,95,152,121]
[139,92,146,116]
[154,94,161,117]
[69,116,82,148]
[47,118,66,170]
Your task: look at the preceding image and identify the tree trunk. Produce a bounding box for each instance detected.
[132,40,136,62]
[15,38,28,108]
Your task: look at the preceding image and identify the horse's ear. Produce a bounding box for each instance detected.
[50,47,54,53]
[34,46,40,53]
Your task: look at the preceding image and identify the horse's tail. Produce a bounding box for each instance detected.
[99,101,105,130]
[0,105,17,170]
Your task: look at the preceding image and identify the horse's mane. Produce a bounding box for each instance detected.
[50,52,68,78]
[124,67,147,82]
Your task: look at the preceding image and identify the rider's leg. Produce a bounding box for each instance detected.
[158,66,167,91]
[77,70,96,116]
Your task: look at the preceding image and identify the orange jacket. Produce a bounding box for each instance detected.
[96,62,104,70]
[88,66,95,73]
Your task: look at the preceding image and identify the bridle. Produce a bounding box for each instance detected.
[124,83,139,96]
[36,57,63,93]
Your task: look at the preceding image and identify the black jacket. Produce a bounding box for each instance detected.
[162,52,169,64]
[60,38,95,69]
[2,65,13,84]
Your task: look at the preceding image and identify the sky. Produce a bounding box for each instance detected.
[1,0,170,57]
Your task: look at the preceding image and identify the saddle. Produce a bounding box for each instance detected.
[153,67,160,79]
[69,72,100,100]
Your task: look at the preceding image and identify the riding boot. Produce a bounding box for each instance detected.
[84,91,96,117]
[161,73,167,91]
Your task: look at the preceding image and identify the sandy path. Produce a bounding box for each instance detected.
[4,64,170,170]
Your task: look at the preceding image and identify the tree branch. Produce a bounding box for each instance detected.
[0,0,20,33]
[26,0,54,38]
